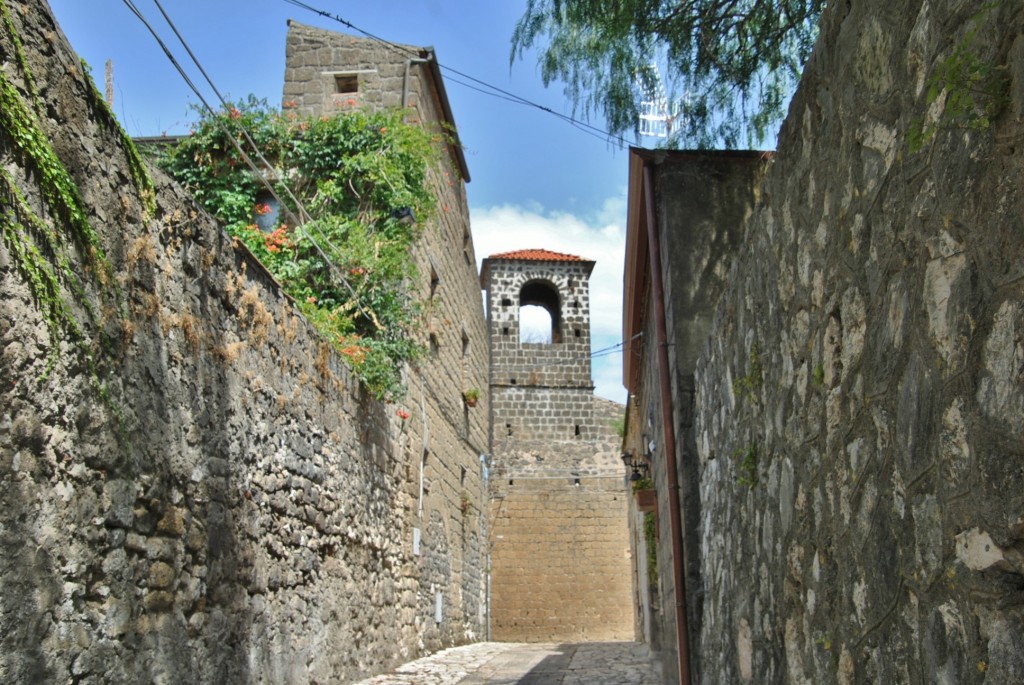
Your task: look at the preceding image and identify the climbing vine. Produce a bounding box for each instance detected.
[159,98,439,399]
[0,0,125,381]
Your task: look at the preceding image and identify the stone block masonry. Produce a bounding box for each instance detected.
[1,4,488,683]
[488,477,634,643]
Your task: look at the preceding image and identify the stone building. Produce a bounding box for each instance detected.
[481,249,632,642]
[622,1,1024,683]
[621,150,769,684]
[283,19,492,655]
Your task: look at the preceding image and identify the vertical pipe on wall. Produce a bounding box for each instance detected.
[403,57,430,108]
[643,165,692,685]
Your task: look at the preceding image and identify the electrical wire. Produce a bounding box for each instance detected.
[280,0,625,146]
[121,0,378,326]
[123,0,634,370]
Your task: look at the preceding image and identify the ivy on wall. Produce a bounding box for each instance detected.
[0,0,135,390]
[158,98,440,400]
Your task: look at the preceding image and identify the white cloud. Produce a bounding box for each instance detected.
[469,193,628,404]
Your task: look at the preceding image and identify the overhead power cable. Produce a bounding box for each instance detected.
[120,0,378,327]
[280,0,624,146]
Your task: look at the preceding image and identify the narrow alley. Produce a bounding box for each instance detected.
[350,642,662,685]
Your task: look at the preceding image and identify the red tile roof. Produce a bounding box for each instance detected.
[485,249,589,262]
[479,249,595,287]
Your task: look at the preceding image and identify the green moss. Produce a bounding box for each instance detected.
[734,441,759,488]
[732,342,764,401]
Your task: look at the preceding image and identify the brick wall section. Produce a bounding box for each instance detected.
[483,256,632,642]
[489,478,633,642]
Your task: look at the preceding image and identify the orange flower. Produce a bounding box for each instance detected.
[263,226,290,253]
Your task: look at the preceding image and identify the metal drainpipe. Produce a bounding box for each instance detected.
[643,164,692,685]
[403,57,430,108]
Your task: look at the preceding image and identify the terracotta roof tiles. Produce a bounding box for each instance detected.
[484,248,590,263]
[479,249,595,287]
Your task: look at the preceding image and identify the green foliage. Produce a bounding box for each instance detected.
[159,99,439,399]
[611,414,626,438]
[631,474,653,492]
[734,441,759,488]
[643,511,658,588]
[732,342,763,401]
[511,0,824,147]
[909,1,1009,152]
[0,1,116,380]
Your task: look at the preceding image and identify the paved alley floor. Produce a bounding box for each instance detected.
[351,641,663,685]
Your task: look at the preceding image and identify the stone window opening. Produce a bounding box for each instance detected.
[334,73,358,94]
[518,280,562,344]
[428,255,441,297]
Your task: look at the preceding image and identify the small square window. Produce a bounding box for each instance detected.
[334,74,358,94]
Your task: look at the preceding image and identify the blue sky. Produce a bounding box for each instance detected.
[47,0,633,402]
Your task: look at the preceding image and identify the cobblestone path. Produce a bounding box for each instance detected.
[351,641,662,685]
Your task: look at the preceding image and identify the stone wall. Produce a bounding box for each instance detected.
[0,3,488,683]
[622,151,768,684]
[488,475,633,642]
[283,20,492,649]
[684,1,1024,683]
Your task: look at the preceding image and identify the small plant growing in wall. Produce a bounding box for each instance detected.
[732,342,764,402]
[734,441,759,488]
[459,492,472,517]
[643,512,658,589]
[611,414,626,438]
[812,362,825,387]
[462,388,480,407]
[909,1,1010,152]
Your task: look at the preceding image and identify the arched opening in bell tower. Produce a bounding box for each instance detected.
[518,280,562,344]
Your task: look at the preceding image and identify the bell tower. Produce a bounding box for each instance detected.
[480,249,596,443]
[480,248,633,643]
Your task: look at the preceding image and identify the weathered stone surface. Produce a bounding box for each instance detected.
[685,1,1024,683]
[1,4,488,684]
